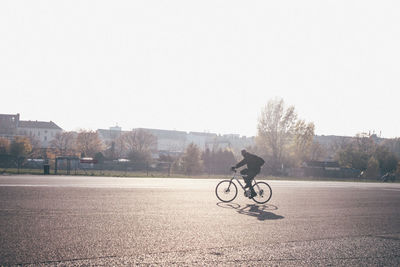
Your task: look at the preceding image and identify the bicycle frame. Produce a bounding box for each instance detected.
[229,171,258,192]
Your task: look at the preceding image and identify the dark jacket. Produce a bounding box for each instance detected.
[235,152,265,171]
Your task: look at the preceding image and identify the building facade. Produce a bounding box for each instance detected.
[0,113,63,148]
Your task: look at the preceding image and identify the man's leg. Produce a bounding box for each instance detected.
[246,169,260,197]
[240,169,252,188]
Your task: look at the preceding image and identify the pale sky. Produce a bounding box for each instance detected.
[1,1,400,138]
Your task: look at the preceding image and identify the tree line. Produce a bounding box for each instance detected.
[152,97,400,178]
[1,97,399,177]
[0,129,156,165]
[253,98,400,178]
[0,128,236,175]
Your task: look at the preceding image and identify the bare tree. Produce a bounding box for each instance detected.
[381,138,400,159]
[309,141,326,161]
[257,98,298,172]
[75,130,103,157]
[257,98,315,172]
[292,120,315,164]
[354,133,376,155]
[51,131,76,156]
[119,129,157,163]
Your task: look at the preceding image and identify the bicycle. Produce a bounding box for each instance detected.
[215,170,272,204]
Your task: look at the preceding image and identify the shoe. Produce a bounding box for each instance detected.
[249,191,257,198]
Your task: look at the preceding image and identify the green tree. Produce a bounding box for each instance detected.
[336,133,398,175]
[10,136,32,157]
[75,130,103,157]
[375,146,398,174]
[380,138,400,159]
[365,156,379,179]
[182,143,203,175]
[338,145,370,170]
[94,152,105,164]
[337,133,377,171]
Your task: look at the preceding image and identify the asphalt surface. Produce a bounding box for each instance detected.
[0,175,399,266]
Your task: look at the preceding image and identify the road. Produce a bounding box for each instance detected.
[0,175,399,266]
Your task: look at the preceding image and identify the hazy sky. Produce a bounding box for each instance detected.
[1,1,399,138]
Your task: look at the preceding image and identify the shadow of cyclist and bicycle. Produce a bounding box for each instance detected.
[217,202,284,221]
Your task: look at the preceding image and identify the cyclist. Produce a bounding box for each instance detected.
[231,149,265,198]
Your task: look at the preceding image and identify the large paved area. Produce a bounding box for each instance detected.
[0,175,399,266]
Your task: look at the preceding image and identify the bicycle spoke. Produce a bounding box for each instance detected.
[252,182,272,204]
[215,180,238,202]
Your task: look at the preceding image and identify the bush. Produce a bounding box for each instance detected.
[365,157,379,179]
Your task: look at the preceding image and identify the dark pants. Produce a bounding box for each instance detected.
[240,168,260,190]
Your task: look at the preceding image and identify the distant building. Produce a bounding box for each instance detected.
[136,128,187,153]
[0,113,20,138]
[187,132,218,150]
[97,126,123,144]
[96,126,255,155]
[17,120,62,148]
[134,128,254,154]
[0,113,63,148]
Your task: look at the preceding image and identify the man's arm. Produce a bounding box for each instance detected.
[235,158,247,168]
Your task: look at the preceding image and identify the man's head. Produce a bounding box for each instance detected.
[241,149,247,157]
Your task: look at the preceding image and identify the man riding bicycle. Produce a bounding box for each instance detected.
[231,150,265,199]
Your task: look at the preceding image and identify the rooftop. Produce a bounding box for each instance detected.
[18,120,62,130]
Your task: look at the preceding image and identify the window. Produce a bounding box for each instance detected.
[44,136,47,141]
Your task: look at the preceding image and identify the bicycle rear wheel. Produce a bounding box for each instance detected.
[215,180,238,202]
[252,181,272,204]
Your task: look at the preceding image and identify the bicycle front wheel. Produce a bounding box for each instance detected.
[215,180,238,202]
[252,181,272,204]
